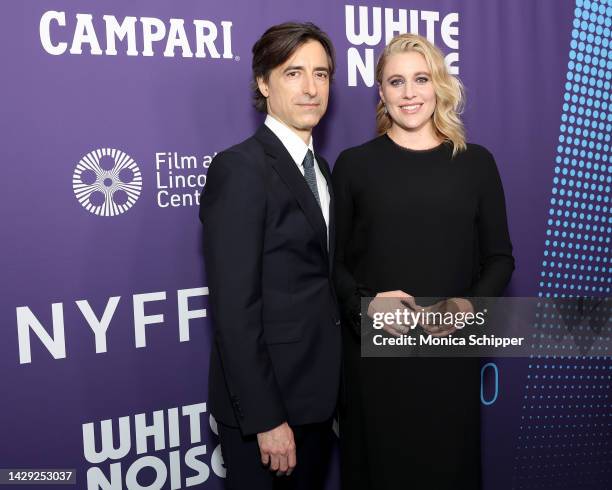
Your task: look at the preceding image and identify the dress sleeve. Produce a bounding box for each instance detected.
[466,149,515,298]
[332,151,373,335]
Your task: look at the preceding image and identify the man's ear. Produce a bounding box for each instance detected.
[256,76,269,98]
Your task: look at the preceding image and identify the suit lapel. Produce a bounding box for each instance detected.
[255,125,328,255]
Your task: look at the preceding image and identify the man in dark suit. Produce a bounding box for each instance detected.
[199,22,341,489]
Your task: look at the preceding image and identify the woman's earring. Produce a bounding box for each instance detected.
[383,104,388,114]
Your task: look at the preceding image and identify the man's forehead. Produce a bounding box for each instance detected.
[280,40,330,69]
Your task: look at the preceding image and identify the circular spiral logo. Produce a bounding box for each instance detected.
[72,148,142,217]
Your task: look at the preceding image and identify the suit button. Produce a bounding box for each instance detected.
[335,319,341,326]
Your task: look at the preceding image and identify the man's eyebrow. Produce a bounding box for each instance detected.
[283,65,304,73]
[282,65,330,73]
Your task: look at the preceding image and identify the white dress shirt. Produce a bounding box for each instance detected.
[264,115,330,247]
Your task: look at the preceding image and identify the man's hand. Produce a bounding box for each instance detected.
[419,298,474,337]
[257,422,296,476]
[367,290,420,336]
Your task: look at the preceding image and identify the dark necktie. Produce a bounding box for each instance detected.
[302,149,321,207]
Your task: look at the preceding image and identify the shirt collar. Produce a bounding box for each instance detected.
[264,114,314,167]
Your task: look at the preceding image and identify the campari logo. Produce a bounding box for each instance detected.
[73,148,142,217]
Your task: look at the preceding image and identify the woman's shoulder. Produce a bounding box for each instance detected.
[456,142,498,169]
[456,143,504,187]
[335,135,387,165]
[462,142,494,159]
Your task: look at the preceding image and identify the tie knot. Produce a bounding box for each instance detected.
[302,149,314,169]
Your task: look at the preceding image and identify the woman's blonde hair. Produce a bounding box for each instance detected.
[376,33,466,156]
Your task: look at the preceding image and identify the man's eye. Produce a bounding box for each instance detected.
[287,71,298,78]
[316,72,329,80]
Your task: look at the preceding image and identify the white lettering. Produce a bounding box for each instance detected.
[133,291,166,348]
[384,8,407,45]
[125,456,167,490]
[182,403,207,445]
[17,303,66,364]
[141,17,166,57]
[185,446,209,486]
[76,296,120,354]
[441,12,459,50]
[135,410,166,454]
[164,19,194,58]
[347,47,374,87]
[345,5,382,46]
[86,462,122,490]
[83,417,131,464]
[178,287,208,342]
[103,15,138,56]
[70,14,103,55]
[40,11,67,55]
[193,20,221,58]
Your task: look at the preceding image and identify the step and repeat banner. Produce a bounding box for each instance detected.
[1,1,610,489]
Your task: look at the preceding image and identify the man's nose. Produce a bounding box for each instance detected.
[303,73,318,97]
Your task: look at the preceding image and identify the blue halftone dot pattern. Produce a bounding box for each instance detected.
[513,1,612,489]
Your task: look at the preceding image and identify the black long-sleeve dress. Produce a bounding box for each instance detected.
[332,134,515,490]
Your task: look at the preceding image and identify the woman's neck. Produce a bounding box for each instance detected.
[387,122,442,150]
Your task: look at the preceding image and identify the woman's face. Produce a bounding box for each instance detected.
[379,51,437,135]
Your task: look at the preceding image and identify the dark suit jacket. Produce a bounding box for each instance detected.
[199,124,341,436]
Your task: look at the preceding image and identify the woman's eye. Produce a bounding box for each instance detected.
[416,77,429,84]
[390,79,404,87]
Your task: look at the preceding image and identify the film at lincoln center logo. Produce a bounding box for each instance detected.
[72,148,142,216]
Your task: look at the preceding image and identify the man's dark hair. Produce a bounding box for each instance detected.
[251,22,335,113]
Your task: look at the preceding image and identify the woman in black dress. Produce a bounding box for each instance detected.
[333,33,514,490]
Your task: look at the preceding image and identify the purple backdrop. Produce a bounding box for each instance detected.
[1,1,610,489]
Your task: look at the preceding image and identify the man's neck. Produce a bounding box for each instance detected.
[267,113,312,145]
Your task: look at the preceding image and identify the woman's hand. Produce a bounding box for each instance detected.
[418,298,474,337]
[367,290,420,336]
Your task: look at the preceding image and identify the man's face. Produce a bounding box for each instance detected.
[257,40,330,141]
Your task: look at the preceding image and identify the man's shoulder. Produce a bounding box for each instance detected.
[209,132,269,177]
[217,133,265,162]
